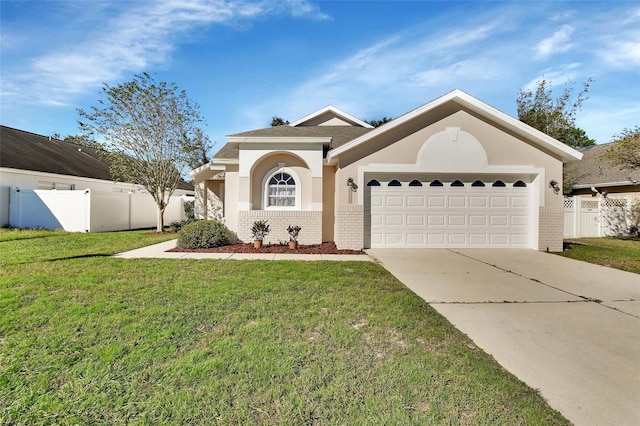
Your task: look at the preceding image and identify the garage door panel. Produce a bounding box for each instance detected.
[511,196,529,207]
[490,215,508,226]
[490,196,508,207]
[469,215,487,226]
[386,215,404,226]
[427,234,445,245]
[427,215,445,226]
[407,215,425,226]
[428,196,446,207]
[407,196,425,207]
[406,233,425,245]
[469,234,488,245]
[369,179,532,248]
[469,196,486,207]
[448,234,466,245]
[448,215,466,226]
[449,196,467,207]
[385,196,404,207]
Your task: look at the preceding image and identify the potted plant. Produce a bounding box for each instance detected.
[251,220,270,248]
[287,225,301,249]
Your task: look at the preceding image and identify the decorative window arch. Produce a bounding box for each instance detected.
[263,168,300,209]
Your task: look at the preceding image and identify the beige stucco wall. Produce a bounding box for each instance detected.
[322,165,336,242]
[249,153,313,209]
[223,165,239,235]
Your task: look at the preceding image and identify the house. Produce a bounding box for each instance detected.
[567,142,640,199]
[0,125,194,230]
[563,142,640,238]
[192,90,582,251]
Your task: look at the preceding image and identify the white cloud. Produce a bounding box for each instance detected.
[597,35,640,69]
[1,0,329,106]
[535,25,574,59]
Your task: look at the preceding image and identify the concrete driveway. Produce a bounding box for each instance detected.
[367,249,640,426]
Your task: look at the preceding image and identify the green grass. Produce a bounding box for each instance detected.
[560,237,640,274]
[0,230,568,425]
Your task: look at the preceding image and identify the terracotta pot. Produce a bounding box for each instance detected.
[289,241,298,250]
[254,240,262,248]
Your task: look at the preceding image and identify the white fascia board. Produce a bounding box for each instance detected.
[227,136,332,144]
[187,162,229,178]
[289,105,374,128]
[326,89,583,164]
[573,181,640,189]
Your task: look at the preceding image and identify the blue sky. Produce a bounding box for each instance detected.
[1,0,639,158]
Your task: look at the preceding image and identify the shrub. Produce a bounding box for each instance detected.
[168,218,196,233]
[177,220,231,249]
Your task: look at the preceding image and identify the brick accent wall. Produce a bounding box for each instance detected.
[237,211,322,245]
[335,204,364,250]
[538,205,564,252]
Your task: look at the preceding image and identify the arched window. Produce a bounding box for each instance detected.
[451,180,464,187]
[267,172,296,207]
[430,180,443,187]
[492,180,506,187]
[513,180,527,188]
[471,180,485,187]
[409,179,423,187]
[367,179,381,186]
[388,179,402,187]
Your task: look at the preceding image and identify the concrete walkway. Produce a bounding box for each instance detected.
[367,248,640,426]
[113,239,372,261]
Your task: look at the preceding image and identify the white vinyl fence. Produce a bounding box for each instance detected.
[564,196,635,238]
[9,188,192,232]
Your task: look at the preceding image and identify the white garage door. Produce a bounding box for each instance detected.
[367,178,531,248]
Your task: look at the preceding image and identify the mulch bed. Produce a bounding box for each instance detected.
[168,241,365,255]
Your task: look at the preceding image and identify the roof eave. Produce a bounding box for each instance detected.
[227,136,332,144]
[326,89,583,164]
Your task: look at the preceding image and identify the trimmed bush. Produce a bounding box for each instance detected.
[177,220,232,249]
[168,218,196,233]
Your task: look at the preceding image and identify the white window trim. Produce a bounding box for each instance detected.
[262,166,301,210]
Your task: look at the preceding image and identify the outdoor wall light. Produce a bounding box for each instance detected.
[347,177,358,192]
[549,179,560,194]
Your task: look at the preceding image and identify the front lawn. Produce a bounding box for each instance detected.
[0,230,568,424]
[560,237,640,274]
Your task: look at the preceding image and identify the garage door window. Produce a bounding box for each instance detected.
[492,180,506,187]
[388,179,402,187]
[472,180,485,187]
[451,180,465,187]
[514,180,527,187]
[430,180,443,187]
[409,179,423,187]
[367,179,381,186]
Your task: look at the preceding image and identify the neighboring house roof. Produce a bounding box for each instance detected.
[0,125,192,190]
[570,142,640,189]
[326,89,583,164]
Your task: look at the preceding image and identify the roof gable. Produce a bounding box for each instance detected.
[326,89,583,164]
[289,105,373,128]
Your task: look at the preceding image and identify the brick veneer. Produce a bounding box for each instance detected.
[538,205,564,252]
[335,204,364,250]
[237,211,322,245]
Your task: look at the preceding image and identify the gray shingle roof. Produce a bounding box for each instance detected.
[0,125,192,190]
[571,142,640,187]
[215,125,372,160]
